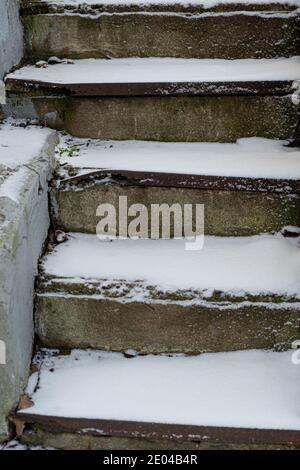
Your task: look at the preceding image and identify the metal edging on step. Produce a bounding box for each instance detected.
[58,169,300,194]
[10,412,300,446]
[5,79,295,98]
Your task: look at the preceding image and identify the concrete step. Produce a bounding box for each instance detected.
[35,233,300,353]
[53,136,300,236]
[5,57,300,142]
[12,349,300,450]
[20,1,300,60]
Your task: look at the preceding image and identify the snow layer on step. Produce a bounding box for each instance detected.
[43,234,300,297]
[8,57,300,84]
[0,122,54,202]
[24,349,300,430]
[58,137,300,180]
[0,122,53,171]
[42,0,300,9]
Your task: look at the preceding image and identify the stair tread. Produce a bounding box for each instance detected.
[7,57,300,86]
[57,136,300,181]
[19,349,300,431]
[40,233,300,299]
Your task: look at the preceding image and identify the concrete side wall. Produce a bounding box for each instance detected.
[0,0,23,80]
[0,132,58,439]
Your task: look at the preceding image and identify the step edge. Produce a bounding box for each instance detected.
[20,1,300,16]
[36,276,300,306]
[11,412,300,445]
[56,169,300,193]
[5,78,295,97]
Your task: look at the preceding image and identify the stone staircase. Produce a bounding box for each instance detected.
[6,0,300,449]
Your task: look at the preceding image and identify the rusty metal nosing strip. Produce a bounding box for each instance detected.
[12,413,300,445]
[6,79,295,97]
[59,170,300,194]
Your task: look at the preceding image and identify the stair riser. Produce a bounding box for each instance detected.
[53,185,300,237]
[35,296,299,354]
[22,13,300,61]
[8,95,299,142]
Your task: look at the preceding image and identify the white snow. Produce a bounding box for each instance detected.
[0,123,53,171]
[0,167,29,203]
[41,0,300,9]
[0,123,54,203]
[58,137,300,180]
[42,233,300,297]
[0,440,53,451]
[7,57,300,85]
[23,349,300,430]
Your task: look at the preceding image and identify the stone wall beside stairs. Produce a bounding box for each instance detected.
[0,130,58,440]
[0,0,23,81]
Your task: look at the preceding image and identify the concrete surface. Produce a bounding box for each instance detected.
[0,125,57,439]
[35,292,299,354]
[54,182,300,237]
[0,0,23,80]
[22,9,300,60]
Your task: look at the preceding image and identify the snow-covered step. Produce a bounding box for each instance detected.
[6,58,300,142]
[7,57,300,91]
[14,349,300,450]
[21,1,300,61]
[35,233,300,353]
[57,137,300,179]
[54,136,300,237]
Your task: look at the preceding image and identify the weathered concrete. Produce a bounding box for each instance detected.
[20,1,300,15]
[16,94,299,142]
[0,0,23,80]
[21,426,300,451]
[22,10,300,61]
[0,128,57,440]
[53,182,300,237]
[35,290,300,354]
